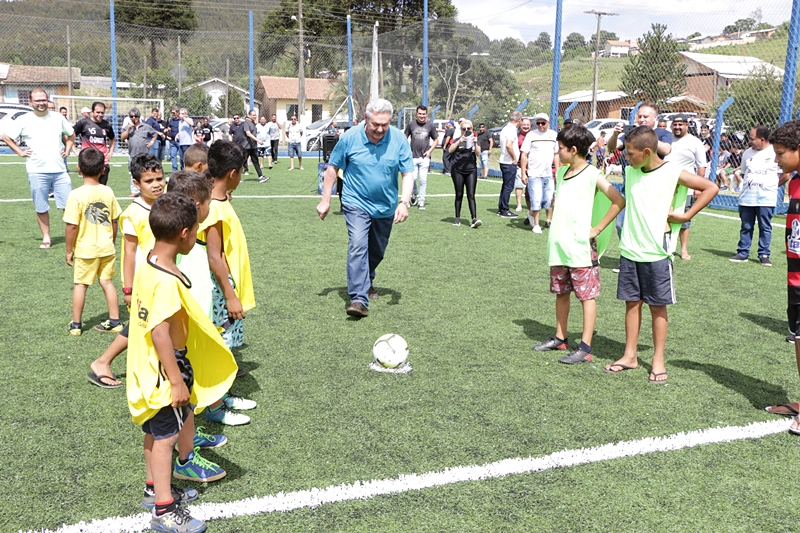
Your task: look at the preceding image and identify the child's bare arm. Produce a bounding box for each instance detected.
[150,319,190,407]
[112,219,118,244]
[590,176,625,238]
[65,223,78,266]
[123,234,139,307]
[668,170,719,224]
[206,221,244,319]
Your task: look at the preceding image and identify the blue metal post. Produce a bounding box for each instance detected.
[467,105,479,120]
[347,15,354,126]
[709,97,734,180]
[515,99,530,113]
[629,101,643,125]
[780,0,800,125]
[549,0,563,126]
[249,11,255,111]
[110,1,117,128]
[429,105,441,122]
[422,0,429,107]
[564,102,578,120]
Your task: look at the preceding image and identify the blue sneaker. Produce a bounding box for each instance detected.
[151,505,206,533]
[142,484,199,509]
[193,427,227,449]
[173,448,226,482]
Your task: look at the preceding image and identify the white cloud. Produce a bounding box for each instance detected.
[451,0,791,45]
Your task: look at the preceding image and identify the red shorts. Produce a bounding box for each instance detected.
[550,265,601,301]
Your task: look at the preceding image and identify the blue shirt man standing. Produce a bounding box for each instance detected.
[316,99,415,318]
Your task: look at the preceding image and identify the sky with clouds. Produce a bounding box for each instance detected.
[449,0,792,46]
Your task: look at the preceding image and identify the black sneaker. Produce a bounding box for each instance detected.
[760,255,772,267]
[470,218,482,228]
[258,175,270,183]
[787,334,796,344]
[499,211,518,219]
[410,194,418,206]
[558,348,593,364]
[543,221,551,229]
[729,253,748,262]
[533,337,569,351]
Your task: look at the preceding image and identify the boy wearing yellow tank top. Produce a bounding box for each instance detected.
[533,126,624,364]
[604,126,718,383]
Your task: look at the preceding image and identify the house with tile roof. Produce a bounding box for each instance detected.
[255,75,334,126]
[0,63,80,104]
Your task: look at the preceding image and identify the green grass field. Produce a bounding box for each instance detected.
[1,155,799,533]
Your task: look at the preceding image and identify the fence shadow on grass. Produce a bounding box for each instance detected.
[318,286,402,306]
[740,312,787,336]
[670,359,789,410]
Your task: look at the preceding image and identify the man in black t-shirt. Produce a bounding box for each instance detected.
[72,101,116,185]
[403,105,438,209]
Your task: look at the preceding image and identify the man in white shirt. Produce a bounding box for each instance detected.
[520,113,559,233]
[730,125,786,266]
[2,87,75,249]
[286,115,304,170]
[497,111,522,218]
[664,114,707,260]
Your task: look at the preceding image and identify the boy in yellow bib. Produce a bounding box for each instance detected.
[128,192,237,532]
[604,127,718,383]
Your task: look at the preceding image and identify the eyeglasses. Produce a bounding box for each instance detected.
[536,121,547,125]
[233,117,240,120]
[31,99,48,104]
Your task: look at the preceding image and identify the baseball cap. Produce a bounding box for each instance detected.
[80,106,90,113]
[533,113,549,122]
[671,114,688,123]
[448,120,454,126]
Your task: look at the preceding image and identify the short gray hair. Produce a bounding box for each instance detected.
[510,111,522,122]
[365,99,393,119]
[179,108,188,114]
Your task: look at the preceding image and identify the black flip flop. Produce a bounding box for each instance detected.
[86,371,123,389]
[765,403,800,416]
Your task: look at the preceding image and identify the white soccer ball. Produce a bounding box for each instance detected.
[373,334,409,369]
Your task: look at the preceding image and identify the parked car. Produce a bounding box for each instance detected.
[305,116,347,151]
[0,104,33,147]
[586,119,625,139]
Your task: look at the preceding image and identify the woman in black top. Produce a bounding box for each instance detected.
[447,119,481,228]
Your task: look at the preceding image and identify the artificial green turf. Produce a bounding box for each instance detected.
[0,155,797,532]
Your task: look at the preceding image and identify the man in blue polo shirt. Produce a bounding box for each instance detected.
[316,98,415,318]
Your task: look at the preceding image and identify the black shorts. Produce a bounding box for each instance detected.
[617,256,676,306]
[141,348,194,440]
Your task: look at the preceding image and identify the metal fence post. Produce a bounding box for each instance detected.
[549,0,563,126]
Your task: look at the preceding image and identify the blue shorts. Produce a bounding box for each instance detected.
[288,142,302,158]
[528,175,554,211]
[616,256,676,306]
[29,172,71,213]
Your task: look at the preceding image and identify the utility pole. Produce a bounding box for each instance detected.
[297,0,306,121]
[585,10,617,120]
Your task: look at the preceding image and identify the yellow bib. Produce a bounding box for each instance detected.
[126,258,237,425]
[200,198,255,311]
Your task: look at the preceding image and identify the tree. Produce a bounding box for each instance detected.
[619,23,686,107]
[686,32,701,40]
[723,18,756,36]
[717,66,794,131]
[112,0,198,69]
[562,32,589,60]
[531,32,551,51]
[214,92,246,118]
[180,86,214,117]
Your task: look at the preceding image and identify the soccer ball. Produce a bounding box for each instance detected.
[373,334,408,369]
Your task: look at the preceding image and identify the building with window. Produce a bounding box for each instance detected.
[0,63,80,104]
[255,75,334,126]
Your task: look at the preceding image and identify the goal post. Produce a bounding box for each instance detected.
[51,95,164,134]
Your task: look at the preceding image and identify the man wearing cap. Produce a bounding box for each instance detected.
[664,114,708,260]
[520,113,559,232]
[120,107,158,196]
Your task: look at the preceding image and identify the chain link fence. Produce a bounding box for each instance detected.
[0,2,794,130]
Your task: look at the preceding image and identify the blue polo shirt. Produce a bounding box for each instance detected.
[329,124,414,218]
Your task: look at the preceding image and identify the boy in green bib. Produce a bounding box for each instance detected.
[604,126,718,383]
[533,126,624,364]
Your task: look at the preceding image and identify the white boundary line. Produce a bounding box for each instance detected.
[24,419,789,533]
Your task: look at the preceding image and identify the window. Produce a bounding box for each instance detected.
[17,90,30,105]
[312,104,322,122]
[286,104,298,120]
